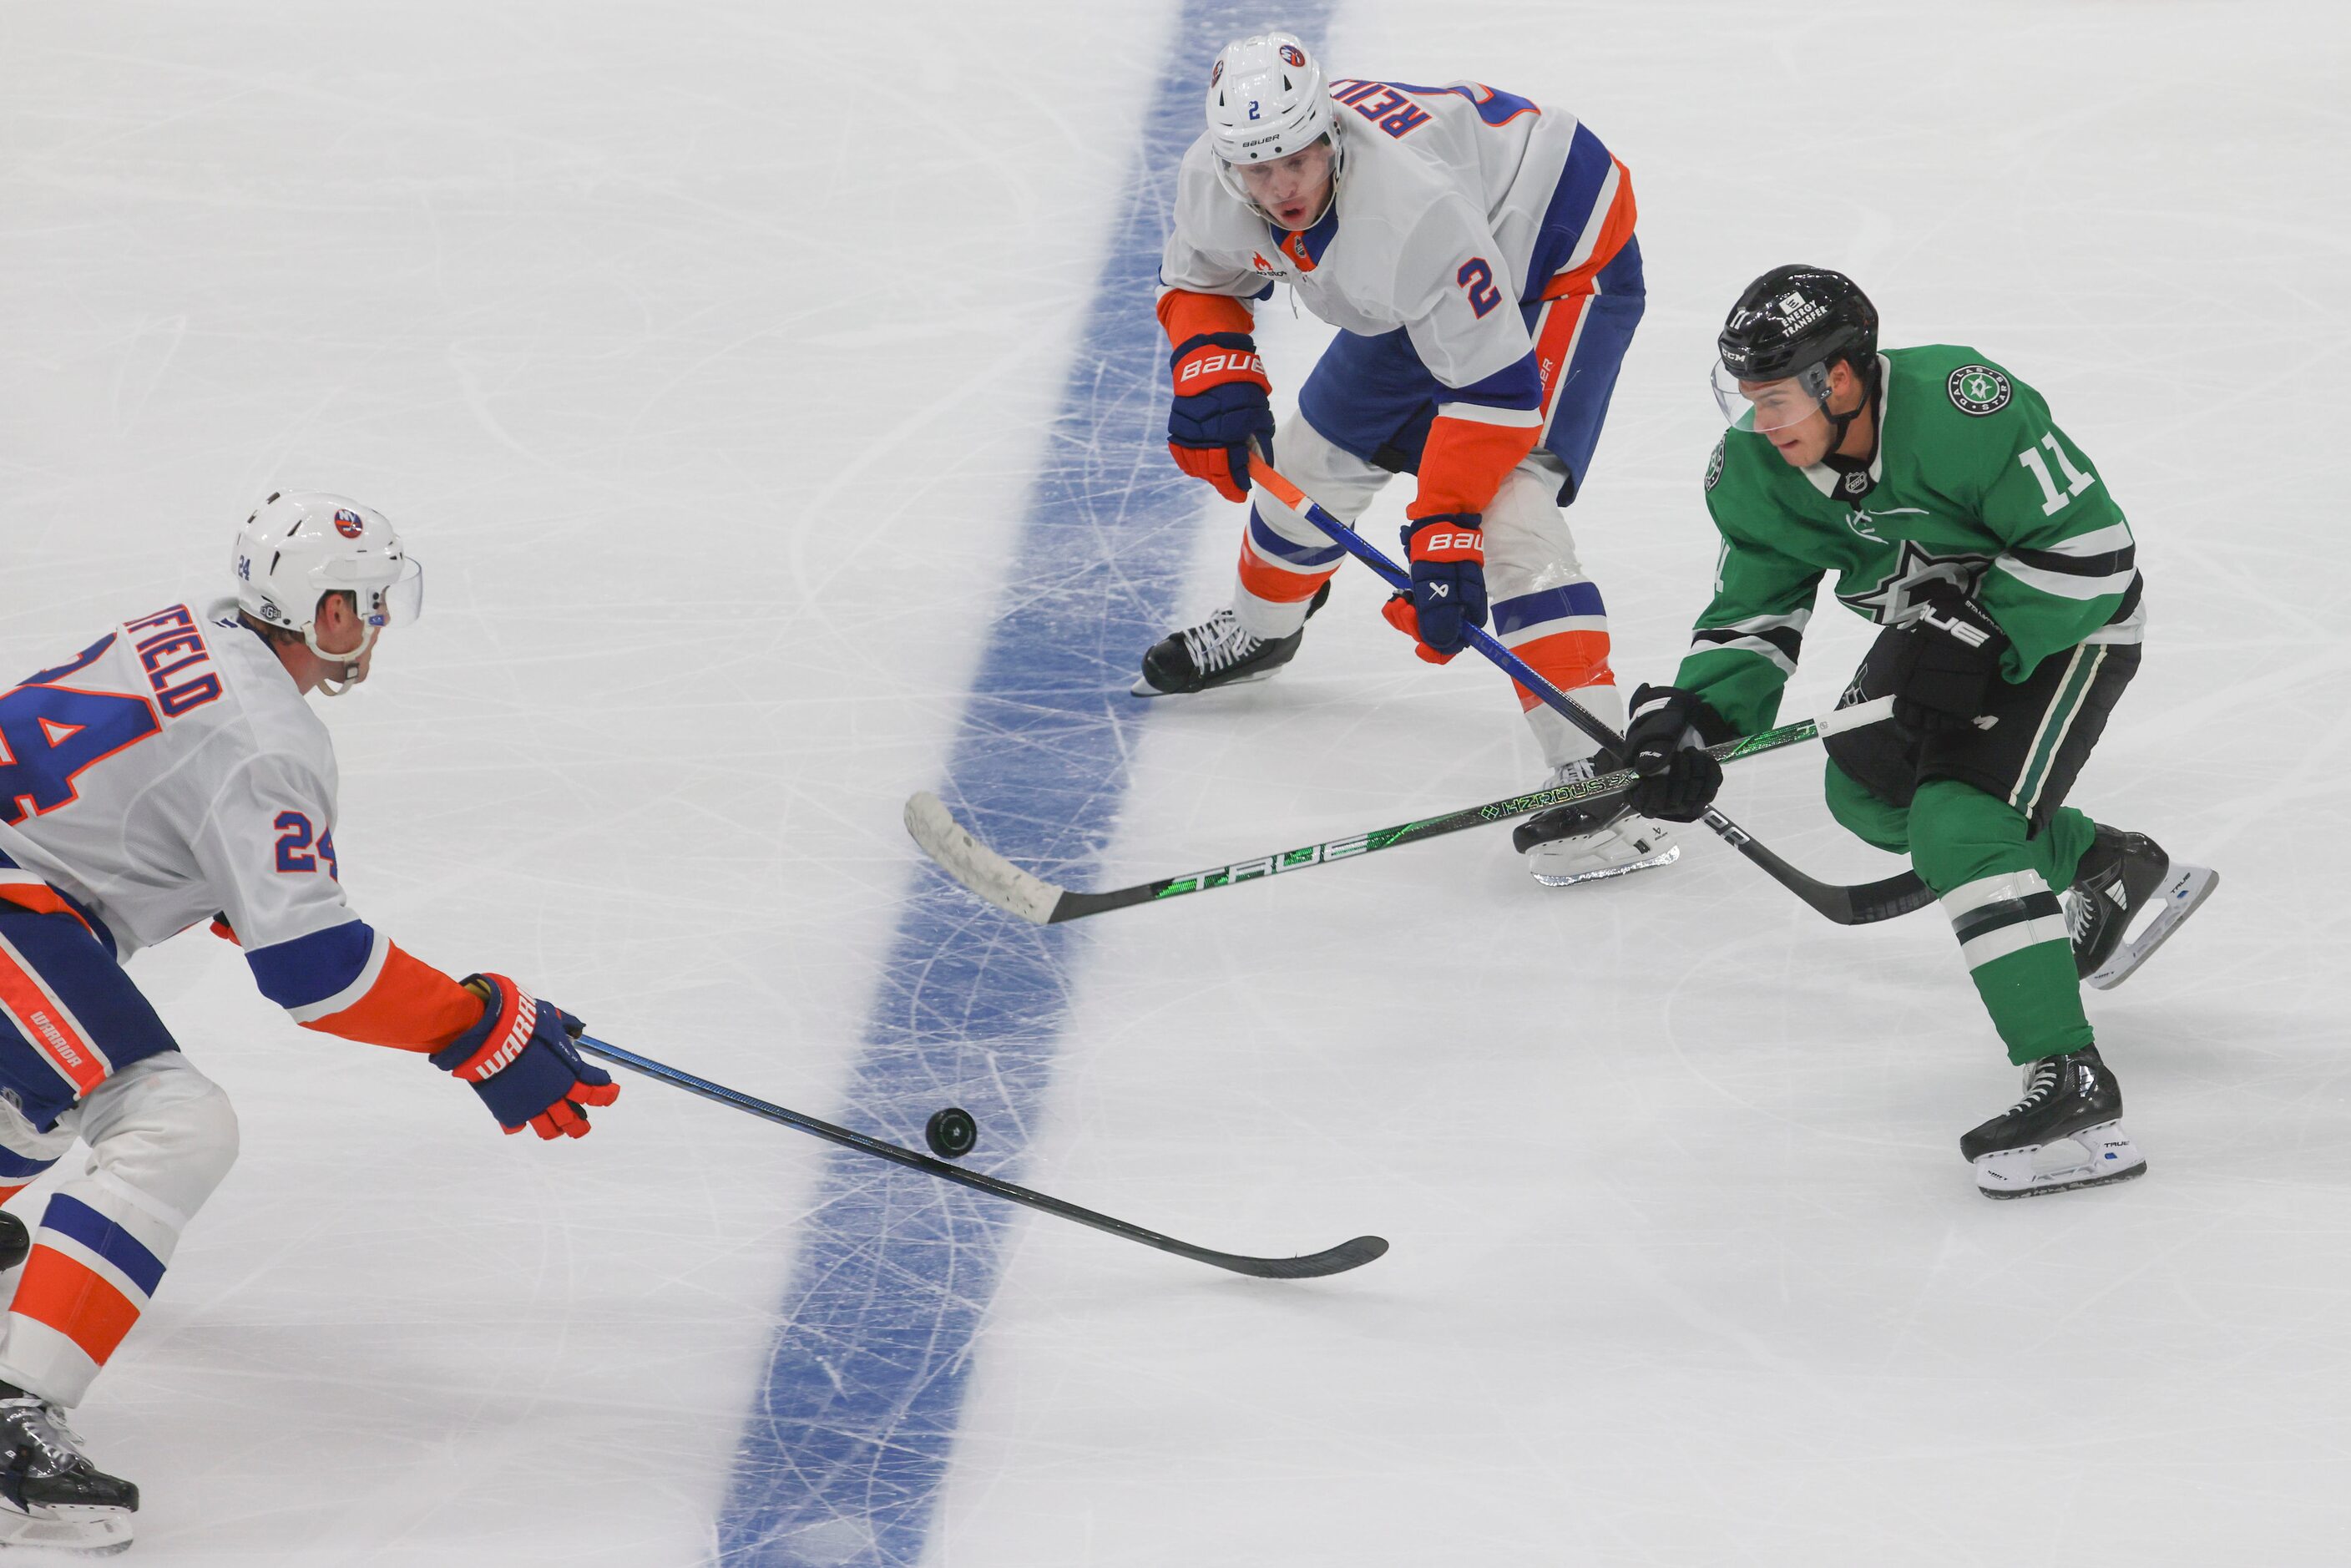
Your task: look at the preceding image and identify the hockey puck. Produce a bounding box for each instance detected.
[0,1211,25,1274]
[924,1106,978,1161]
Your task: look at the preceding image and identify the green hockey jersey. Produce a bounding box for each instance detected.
[1676,346,2141,736]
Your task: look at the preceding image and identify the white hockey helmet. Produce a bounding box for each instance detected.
[231,492,423,695]
[1205,33,1343,206]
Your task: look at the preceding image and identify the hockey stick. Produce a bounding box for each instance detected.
[1249,455,1935,927]
[573,1035,1387,1281]
[905,696,1892,924]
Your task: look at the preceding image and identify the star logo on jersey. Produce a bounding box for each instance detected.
[1838,539,1991,625]
[1947,364,2012,416]
[1705,438,1725,493]
[332,508,365,539]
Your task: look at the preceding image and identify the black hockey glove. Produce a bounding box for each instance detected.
[1621,684,1726,822]
[1890,583,2010,739]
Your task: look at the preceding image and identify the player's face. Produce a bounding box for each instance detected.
[1738,362,1867,468]
[312,592,379,680]
[1234,139,1334,230]
[1742,381,1836,467]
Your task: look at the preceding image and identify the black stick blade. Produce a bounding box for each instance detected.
[1207,1234,1390,1279]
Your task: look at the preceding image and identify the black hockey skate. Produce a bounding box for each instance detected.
[0,1384,138,1555]
[2064,824,2219,990]
[1959,1046,2146,1200]
[1511,756,1678,887]
[1132,582,1328,697]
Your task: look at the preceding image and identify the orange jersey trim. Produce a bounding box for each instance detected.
[301,943,484,1052]
[1157,289,1256,348]
[1408,415,1542,521]
[1539,159,1638,301]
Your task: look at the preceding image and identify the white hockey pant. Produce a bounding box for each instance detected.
[1231,418,1622,769]
[0,1053,239,1407]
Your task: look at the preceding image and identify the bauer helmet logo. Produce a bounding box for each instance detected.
[1279,43,1307,67]
[333,508,365,539]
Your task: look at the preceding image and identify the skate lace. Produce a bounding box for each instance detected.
[2064,888,2093,945]
[1178,609,1262,675]
[0,1398,91,1474]
[2003,1059,2064,1117]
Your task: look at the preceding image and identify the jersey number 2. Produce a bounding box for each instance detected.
[0,686,161,826]
[1456,258,1502,318]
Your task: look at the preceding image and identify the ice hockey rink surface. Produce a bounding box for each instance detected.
[3,1,2344,1563]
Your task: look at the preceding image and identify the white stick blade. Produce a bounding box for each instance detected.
[902,792,1063,925]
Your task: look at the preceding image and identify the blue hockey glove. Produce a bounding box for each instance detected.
[432,974,618,1140]
[1396,513,1488,657]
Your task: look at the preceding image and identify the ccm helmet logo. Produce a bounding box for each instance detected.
[332,508,365,539]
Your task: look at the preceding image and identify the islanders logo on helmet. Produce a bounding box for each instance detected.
[1279,43,1307,68]
[1210,58,1224,86]
[333,508,366,539]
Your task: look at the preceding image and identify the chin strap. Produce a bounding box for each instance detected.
[307,620,379,697]
[1823,359,1883,460]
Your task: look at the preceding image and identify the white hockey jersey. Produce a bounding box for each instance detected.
[1160,78,1634,396]
[0,599,474,1046]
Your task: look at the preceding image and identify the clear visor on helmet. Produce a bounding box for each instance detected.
[368,555,424,628]
[318,553,423,629]
[1213,134,1340,224]
[1711,359,1834,434]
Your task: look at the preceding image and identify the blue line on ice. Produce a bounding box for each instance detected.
[711,5,1332,1565]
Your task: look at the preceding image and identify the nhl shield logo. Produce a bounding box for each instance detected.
[1947,364,2012,417]
[332,508,366,539]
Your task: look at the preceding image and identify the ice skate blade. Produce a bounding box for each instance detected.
[1529,843,1680,888]
[1972,1119,2146,1199]
[0,1502,134,1555]
[2086,862,2218,990]
[1978,1160,2146,1200]
[1128,666,1282,699]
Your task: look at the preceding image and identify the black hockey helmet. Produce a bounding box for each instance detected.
[1718,265,1878,382]
[1712,265,1879,435]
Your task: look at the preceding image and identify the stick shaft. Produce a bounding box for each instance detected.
[1044,701,1880,919]
[1248,454,1934,925]
[573,1035,1385,1278]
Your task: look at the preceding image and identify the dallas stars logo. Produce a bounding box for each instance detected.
[1838,539,1992,624]
[1947,363,2012,416]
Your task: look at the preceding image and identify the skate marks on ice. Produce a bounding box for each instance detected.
[714,5,1340,1566]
